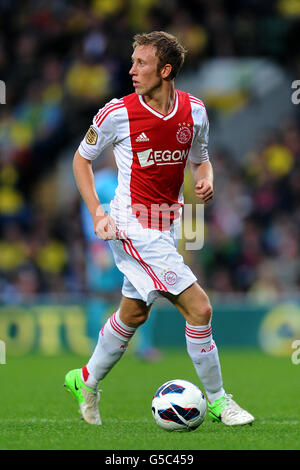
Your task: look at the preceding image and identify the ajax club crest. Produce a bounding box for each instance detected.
[162,270,178,286]
[176,122,192,144]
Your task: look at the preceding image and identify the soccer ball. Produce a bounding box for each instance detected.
[151,379,207,431]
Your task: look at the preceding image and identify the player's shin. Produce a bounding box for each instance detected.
[185,322,225,404]
[82,309,136,389]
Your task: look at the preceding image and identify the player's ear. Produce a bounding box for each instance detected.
[160,64,172,80]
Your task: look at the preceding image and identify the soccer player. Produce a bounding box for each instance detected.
[64,31,254,426]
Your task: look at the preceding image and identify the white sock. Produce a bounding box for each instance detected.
[81,309,136,390]
[185,322,225,403]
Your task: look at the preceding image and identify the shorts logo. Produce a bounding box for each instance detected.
[85,126,98,145]
[176,123,192,144]
[164,271,177,286]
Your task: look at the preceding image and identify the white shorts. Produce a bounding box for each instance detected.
[108,225,197,306]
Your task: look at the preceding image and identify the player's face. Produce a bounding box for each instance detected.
[129,45,162,96]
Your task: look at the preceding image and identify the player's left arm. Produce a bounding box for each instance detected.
[190,160,214,204]
[188,100,213,203]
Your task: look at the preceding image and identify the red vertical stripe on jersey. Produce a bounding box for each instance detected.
[123,91,194,230]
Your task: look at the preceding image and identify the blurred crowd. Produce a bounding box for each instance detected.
[0,0,300,303]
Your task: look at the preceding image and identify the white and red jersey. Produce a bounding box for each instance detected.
[78,89,209,231]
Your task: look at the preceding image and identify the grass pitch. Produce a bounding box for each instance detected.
[0,348,299,450]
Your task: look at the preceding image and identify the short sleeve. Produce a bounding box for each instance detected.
[189,107,210,164]
[78,100,119,160]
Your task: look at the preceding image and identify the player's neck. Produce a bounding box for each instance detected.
[143,82,175,116]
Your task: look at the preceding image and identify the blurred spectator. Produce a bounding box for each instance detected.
[0,157,28,223]
[65,56,112,103]
[0,222,28,274]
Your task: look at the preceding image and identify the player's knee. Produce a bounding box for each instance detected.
[189,301,212,326]
[129,312,148,328]
[119,297,150,328]
[200,302,212,324]
[136,312,149,327]
[121,309,149,328]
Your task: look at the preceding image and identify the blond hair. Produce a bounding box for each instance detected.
[133,31,187,80]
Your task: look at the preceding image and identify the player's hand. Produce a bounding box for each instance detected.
[93,207,118,241]
[195,178,214,204]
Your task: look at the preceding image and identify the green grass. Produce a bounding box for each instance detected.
[0,348,299,450]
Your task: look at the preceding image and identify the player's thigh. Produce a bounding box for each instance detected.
[162,282,212,326]
[119,295,152,328]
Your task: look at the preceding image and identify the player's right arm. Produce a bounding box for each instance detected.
[73,150,117,240]
[73,99,122,241]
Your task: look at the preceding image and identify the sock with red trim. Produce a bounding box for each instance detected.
[185,322,225,403]
[81,309,136,390]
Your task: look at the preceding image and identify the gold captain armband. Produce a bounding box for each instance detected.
[85,126,98,145]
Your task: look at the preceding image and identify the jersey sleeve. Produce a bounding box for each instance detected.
[78,99,119,160]
[189,105,210,164]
